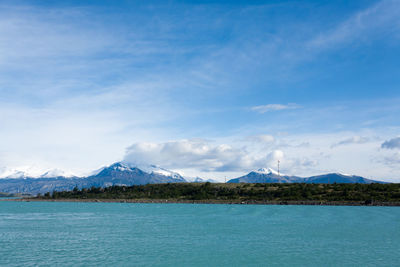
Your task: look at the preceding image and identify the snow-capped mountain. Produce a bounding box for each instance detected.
[228,168,384,184]
[0,163,387,194]
[228,168,301,183]
[40,169,76,178]
[0,162,188,194]
[5,170,29,179]
[122,162,184,180]
[0,167,27,179]
[254,168,283,176]
[186,177,219,183]
[88,162,187,187]
[0,167,75,179]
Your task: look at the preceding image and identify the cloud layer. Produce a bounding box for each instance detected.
[124,139,275,172]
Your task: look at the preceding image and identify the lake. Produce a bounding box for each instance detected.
[0,201,399,266]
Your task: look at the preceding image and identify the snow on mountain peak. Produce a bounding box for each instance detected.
[139,164,183,179]
[332,172,353,177]
[6,170,28,179]
[0,167,75,179]
[111,163,131,172]
[117,162,184,179]
[0,166,31,178]
[40,169,75,178]
[254,168,281,176]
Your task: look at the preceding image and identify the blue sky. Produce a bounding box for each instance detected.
[0,0,399,181]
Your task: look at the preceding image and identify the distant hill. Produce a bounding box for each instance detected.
[228,168,385,184]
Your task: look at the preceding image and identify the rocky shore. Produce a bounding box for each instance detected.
[6,198,400,206]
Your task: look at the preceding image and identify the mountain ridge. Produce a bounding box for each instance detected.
[228,169,385,184]
[0,163,389,194]
[0,162,187,194]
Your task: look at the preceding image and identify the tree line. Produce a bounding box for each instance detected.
[38,182,400,203]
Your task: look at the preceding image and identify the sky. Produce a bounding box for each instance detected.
[0,0,400,182]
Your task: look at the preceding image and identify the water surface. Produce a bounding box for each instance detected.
[0,201,399,266]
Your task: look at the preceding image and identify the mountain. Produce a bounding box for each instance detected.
[0,162,187,194]
[40,169,75,178]
[0,177,83,195]
[304,173,381,184]
[2,170,29,179]
[0,163,387,194]
[190,177,219,183]
[83,162,186,188]
[228,168,303,183]
[228,168,385,184]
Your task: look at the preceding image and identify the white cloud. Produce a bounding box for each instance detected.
[124,139,272,173]
[120,130,400,182]
[251,103,300,113]
[266,150,283,163]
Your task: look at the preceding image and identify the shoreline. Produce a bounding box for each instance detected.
[4,198,400,206]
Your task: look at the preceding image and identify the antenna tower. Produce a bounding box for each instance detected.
[278,160,280,176]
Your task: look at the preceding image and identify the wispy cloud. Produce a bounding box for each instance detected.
[331,136,370,148]
[251,103,300,113]
[307,0,400,49]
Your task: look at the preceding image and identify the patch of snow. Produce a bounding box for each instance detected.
[184,176,202,182]
[0,167,35,178]
[40,169,76,178]
[0,166,76,179]
[333,172,352,177]
[115,166,129,172]
[254,168,281,176]
[5,170,28,179]
[122,162,184,179]
[184,176,218,183]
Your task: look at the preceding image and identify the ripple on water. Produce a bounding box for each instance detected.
[0,201,399,267]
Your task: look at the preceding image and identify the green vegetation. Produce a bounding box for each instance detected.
[37,182,400,205]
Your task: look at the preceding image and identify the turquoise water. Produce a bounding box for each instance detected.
[0,202,399,266]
